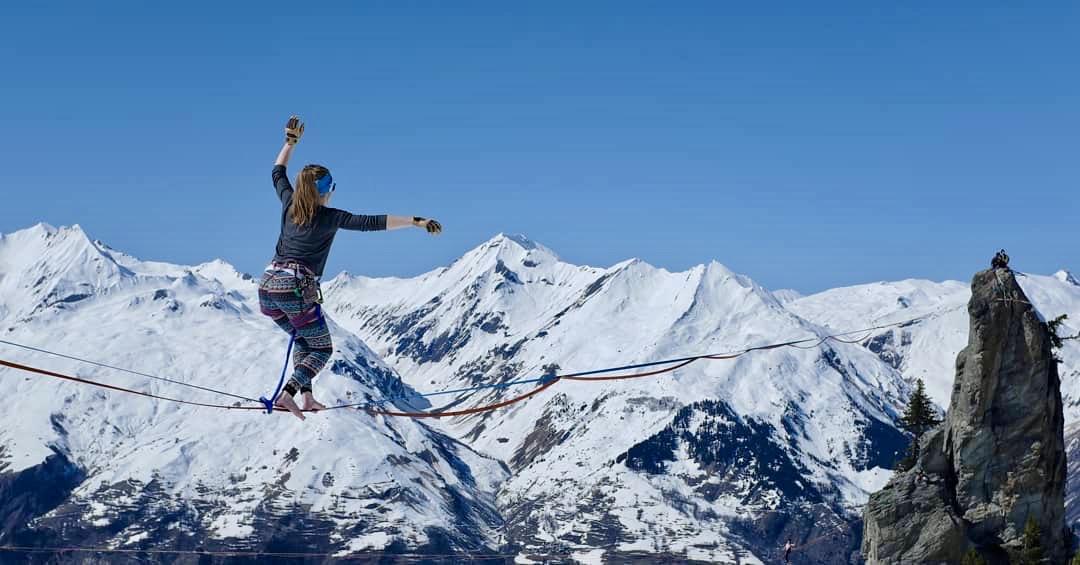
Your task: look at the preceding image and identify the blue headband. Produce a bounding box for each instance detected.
[316,173,335,195]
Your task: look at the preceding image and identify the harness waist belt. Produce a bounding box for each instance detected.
[265,261,318,280]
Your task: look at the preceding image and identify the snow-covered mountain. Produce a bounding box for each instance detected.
[787,271,1080,415]
[0,224,507,558]
[323,234,1080,561]
[322,234,923,562]
[787,268,1080,532]
[3,224,1077,563]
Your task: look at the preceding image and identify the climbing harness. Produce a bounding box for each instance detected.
[267,260,324,305]
[259,261,327,411]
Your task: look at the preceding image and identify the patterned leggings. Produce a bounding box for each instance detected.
[258,270,332,394]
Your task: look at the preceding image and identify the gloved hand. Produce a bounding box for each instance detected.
[413,217,443,235]
[285,115,305,145]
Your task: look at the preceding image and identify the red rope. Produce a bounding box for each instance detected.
[0,353,748,419]
[1,313,928,420]
[0,359,266,411]
[0,358,563,419]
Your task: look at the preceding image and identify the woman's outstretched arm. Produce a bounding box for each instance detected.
[337,213,441,234]
[387,215,443,234]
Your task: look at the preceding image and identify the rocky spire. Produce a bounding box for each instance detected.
[862,266,1066,564]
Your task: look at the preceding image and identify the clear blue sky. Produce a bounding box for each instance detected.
[2,2,1076,292]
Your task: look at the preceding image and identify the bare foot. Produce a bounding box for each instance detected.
[274,393,306,421]
[302,392,327,412]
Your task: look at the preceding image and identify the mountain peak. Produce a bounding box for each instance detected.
[0,224,131,323]
[3,223,99,256]
[194,259,255,285]
[6,222,68,241]
[491,232,538,249]
[465,233,560,265]
[772,288,804,303]
[27,222,58,236]
[1055,270,1079,286]
[703,260,739,278]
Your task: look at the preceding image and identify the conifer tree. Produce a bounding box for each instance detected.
[1049,314,1079,363]
[1020,515,1044,565]
[961,548,987,565]
[896,378,941,469]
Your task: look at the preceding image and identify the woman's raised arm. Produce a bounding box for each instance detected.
[275,115,304,166]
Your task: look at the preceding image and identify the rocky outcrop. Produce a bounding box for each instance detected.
[863,268,1067,564]
[0,448,85,545]
[1064,424,1080,528]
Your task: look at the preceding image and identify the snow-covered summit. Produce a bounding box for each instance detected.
[323,232,918,560]
[791,272,1080,413]
[0,223,134,326]
[0,224,508,556]
[1056,269,1079,286]
[193,258,257,292]
[491,232,555,255]
[4,223,1078,562]
[771,288,804,304]
[451,232,561,272]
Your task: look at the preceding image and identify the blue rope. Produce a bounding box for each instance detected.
[557,356,702,379]
[0,311,943,415]
[367,376,550,407]
[403,377,549,400]
[259,333,295,414]
[358,315,935,410]
[355,343,835,410]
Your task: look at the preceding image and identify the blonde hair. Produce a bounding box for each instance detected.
[291,164,330,226]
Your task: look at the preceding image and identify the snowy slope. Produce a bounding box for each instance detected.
[0,224,507,556]
[792,270,1080,533]
[324,234,915,562]
[7,224,1074,562]
[788,271,1080,415]
[1020,271,1080,415]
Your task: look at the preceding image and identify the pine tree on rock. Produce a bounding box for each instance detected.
[961,549,987,565]
[1020,516,1044,564]
[897,379,941,470]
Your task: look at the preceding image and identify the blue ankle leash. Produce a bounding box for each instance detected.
[260,332,296,414]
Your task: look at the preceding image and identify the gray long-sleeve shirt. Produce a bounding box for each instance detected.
[271,165,387,278]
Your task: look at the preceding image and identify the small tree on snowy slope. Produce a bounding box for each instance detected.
[897,379,941,470]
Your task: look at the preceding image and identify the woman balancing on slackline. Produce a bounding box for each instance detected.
[260,116,442,420]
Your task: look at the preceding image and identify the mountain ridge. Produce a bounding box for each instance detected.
[2,223,1078,563]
